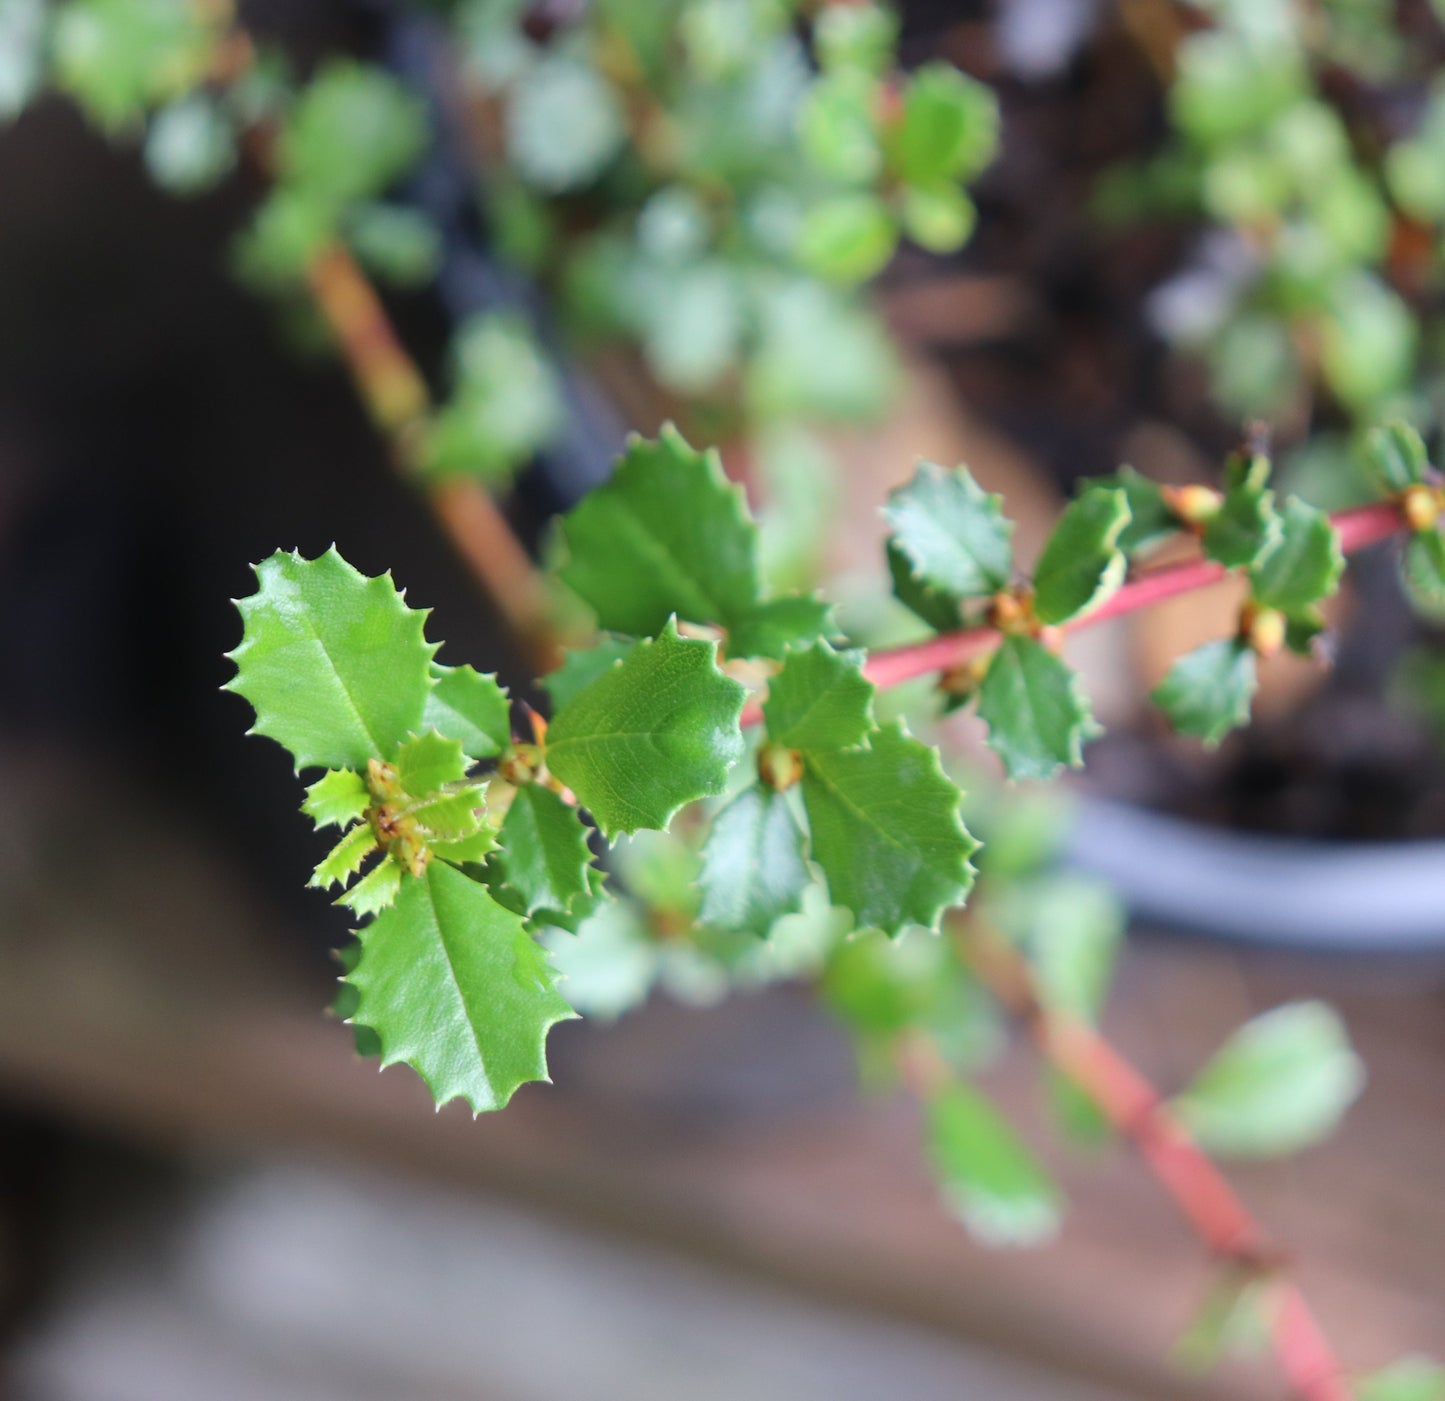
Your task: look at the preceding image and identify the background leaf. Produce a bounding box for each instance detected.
[1152,639,1257,746]
[698,786,810,936]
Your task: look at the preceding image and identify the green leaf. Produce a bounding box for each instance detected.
[394,731,468,798]
[495,784,593,916]
[422,663,511,759]
[309,823,379,890]
[894,62,999,187]
[926,1081,1062,1247]
[558,427,761,636]
[278,61,428,208]
[1095,466,1178,557]
[798,71,883,183]
[0,0,47,120]
[1364,421,1431,495]
[541,636,634,712]
[303,769,370,829]
[144,93,236,196]
[1152,639,1257,747]
[886,540,964,632]
[725,594,835,660]
[976,635,1095,781]
[1032,486,1130,626]
[1172,1001,1364,1159]
[345,861,575,1113]
[1357,1358,1445,1401]
[227,548,436,772]
[542,901,660,1020]
[884,462,1014,605]
[900,182,977,254]
[698,786,810,937]
[337,855,402,916]
[1401,530,1445,621]
[545,621,746,837]
[346,203,441,287]
[815,2,898,75]
[802,722,977,935]
[796,194,897,284]
[1249,497,1343,616]
[763,641,875,751]
[1202,469,1281,570]
[506,52,625,192]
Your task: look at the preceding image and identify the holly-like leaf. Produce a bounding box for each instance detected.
[558,427,761,636]
[545,621,746,836]
[303,769,370,828]
[423,663,511,759]
[802,722,977,935]
[763,641,875,751]
[726,594,835,660]
[1363,421,1431,495]
[1401,529,1445,620]
[309,823,378,890]
[227,548,436,772]
[395,731,468,798]
[883,462,1013,605]
[698,786,810,936]
[332,938,382,1058]
[976,635,1095,781]
[345,861,575,1113]
[1171,1001,1364,1159]
[887,540,965,632]
[541,636,634,712]
[1032,486,1130,626]
[495,784,594,916]
[1203,460,1280,569]
[1096,465,1178,557]
[1357,1358,1445,1401]
[338,857,403,916]
[1250,497,1343,617]
[926,1081,1062,1247]
[1152,639,1257,747]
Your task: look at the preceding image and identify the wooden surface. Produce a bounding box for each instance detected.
[1,745,1442,1399]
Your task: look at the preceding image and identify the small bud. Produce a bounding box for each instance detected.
[1243,604,1286,658]
[988,588,1031,635]
[1163,483,1224,527]
[366,757,400,801]
[499,743,542,786]
[1401,484,1441,534]
[938,656,989,700]
[758,742,804,792]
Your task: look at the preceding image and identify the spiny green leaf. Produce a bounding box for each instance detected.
[698,787,809,936]
[395,731,469,798]
[227,548,436,772]
[1096,465,1178,557]
[303,769,370,829]
[726,594,835,660]
[495,784,594,916]
[545,620,746,836]
[1032,486,1130,626]
[1401,529,1445,620]
[310,823,379,890]
[763,641,875,752]
[409,789,490,840]
[926,1081,1062,1247]
[345,861,575,1113]
[541,636,634,712]
[802,722,977,935]
[1363,421,1431,496]
[1152,639,1257,747]
[883,462,1013,605]
[1203,465,1280,569]
[332,938,382,1058]
[887,539,965,632]
[558,427,761,637]
[976,635,1095,781]
[1171,1001,1364,1159]
[422,663,511,759]
[337,856,402,916]
[1249,496,1343,617]
[1357,1358,1445,1401]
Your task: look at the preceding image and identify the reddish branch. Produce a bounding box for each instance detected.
[964,927,1354,1401]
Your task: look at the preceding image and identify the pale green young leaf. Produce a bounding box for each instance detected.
[1032,486,1130,625]
[883,462,1013,604]
[558,427,761,636]
[1401,529,1445,620]
[796,194,897,284]
[506,51,625,192]
[309,823,378,890]
[545,621,746,836]
[1172,1001,1365,1159]
[698,787,809,936]
[1152,639,1257,747]
[927,1081,1062,1247]
[1357,1358,1445,1401]
[1363,421,1431,495]
[303,769,370,829]
[337,856,402,916]
[542,901,660,1020]
[422,663,511,759]
[901,184,977,253]
[802,722,977,935]
[395,731,469,798]
[345,861,575,1113]
[1249,497,1343,617]
[495,784,594,916]
[763,641,875,752]
[894,62,1000,186]
[409,789,490,840]
[227,548,436,772]
[976,635,1096,781]
[725,594,835,660]
[541,636,634,711]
